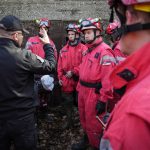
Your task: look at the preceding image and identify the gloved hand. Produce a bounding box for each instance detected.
[96,100,106,115]
[65,71,73,78]
[59,80,63,86]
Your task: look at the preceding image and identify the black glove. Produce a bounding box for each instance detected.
[96,100,106,115]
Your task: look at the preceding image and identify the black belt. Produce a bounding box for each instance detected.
[114,86,126,97]
[80,80,102,94]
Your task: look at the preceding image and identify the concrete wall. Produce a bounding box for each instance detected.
[0,0,111,50]
[0,0,110,20]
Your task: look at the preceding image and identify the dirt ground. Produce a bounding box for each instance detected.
[37,105,97,150]
[37,106,90,150]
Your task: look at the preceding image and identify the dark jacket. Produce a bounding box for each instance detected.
[0,38,56,119]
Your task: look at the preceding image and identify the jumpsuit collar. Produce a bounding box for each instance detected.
[110,42,150,89]
[86,37,102,49]
[85,37,103,53]
[68,38,80,47]
[112,41,119,50]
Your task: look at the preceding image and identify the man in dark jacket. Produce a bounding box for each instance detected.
[0,15,56,150]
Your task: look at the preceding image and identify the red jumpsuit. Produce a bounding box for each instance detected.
[76,37,116,148]
[101,42,150,150]
[26,35,57,60]
[108,41,127,112]
[57,42,87,92]
[112,41,127,64]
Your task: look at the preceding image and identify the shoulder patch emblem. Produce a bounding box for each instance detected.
[94,52,100,59]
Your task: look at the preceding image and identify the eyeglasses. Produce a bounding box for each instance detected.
[11,31,23,36]
[17,32,23,35]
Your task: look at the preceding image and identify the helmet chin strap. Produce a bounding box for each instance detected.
[85,38,95,44]
[115,8,126,25]
[110,28,121,42]
[109,7,150,37]
[118,23,150,36]
[85,30,101,44]
[68,36,80,46]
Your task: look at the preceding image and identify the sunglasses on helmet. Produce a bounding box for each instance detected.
[68,24,75,29]
[39,21,49,27]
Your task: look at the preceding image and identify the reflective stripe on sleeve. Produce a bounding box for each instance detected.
[116,56,126,63]
[100,55,117,65]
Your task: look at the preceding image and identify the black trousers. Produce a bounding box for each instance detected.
[0,114,37,150]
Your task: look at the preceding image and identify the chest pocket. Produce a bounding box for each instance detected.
[60,50,69,69]
[61,50,68,59]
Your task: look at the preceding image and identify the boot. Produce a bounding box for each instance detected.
[62,106,74,130]
[71,133,89,150]
[91,147,99,150]
[61,121,71,130]
[45,113,54,123]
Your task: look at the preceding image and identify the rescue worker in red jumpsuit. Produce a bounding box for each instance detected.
[105,21,128,112]
[57,23,87,129]
[100,0,150,150]
[71,18,116,150]
[26,18,57,60]
[106,21,127,64]
[25,18,57,121]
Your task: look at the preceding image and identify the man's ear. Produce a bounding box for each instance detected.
[126,10,132,25]
[96,30,101,36]
[126,10,138,25]
[11,32,19,42]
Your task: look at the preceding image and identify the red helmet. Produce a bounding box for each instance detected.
[66,23,80,33]
[108,0,150,12]
[107,0,115,7]
[106,21,120,34]
[122,0,150,12]
[122,0,150,5]
[107,0,150,36]
[36,18,51,28]
[80,18,102,31]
